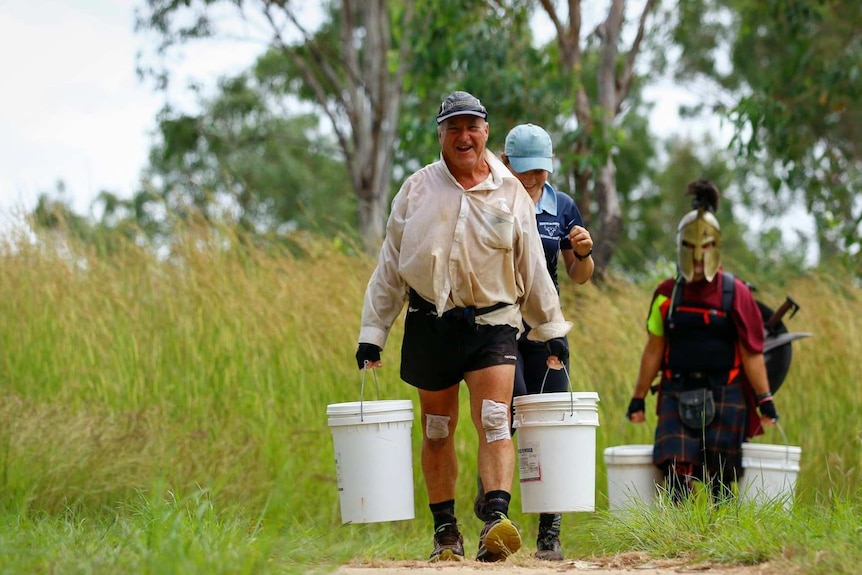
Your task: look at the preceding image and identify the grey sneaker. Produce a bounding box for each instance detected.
[476,512,521,562]
[429,523,464,562]
[535,513,563,561]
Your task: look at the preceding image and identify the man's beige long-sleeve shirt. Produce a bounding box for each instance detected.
[358,150,571,350]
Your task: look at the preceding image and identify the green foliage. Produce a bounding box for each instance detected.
[729,0,862,262]
[614,135,757,279]
[397,1,552,168]
[672,0,862,267]
[137,0,418,253]
[397,0,659,244]
[30,184,92,238]
[132,0,860,274]
[26,186,160,258]
[150,73,353,234]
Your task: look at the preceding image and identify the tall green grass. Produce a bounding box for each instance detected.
[1,227,860,573]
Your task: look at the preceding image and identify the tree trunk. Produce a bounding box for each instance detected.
[541,0,657,280]
[341,0,410,254]
[593,157,622,280]
[357,193,386,253]
[591,0,624,279]
[265,0,413,255]
[138,0,415,253]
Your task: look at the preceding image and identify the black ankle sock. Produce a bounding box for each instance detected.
[429,499,457,531]
[483,490,511,517]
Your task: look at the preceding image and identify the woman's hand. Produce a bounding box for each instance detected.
[569,225,593,259]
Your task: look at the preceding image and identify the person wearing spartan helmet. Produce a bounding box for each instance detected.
[625,179,780,502]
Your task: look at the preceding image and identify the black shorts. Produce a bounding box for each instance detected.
[400,308,518,391]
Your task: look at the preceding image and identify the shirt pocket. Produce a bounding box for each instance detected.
[473,200,515,251]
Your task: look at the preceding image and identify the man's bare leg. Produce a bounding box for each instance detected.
[465,364,516,493]
[418,385,465,561]
[465,364,521,561]
[417,385,460,504]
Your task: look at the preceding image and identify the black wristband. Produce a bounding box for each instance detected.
[575,248,592,261]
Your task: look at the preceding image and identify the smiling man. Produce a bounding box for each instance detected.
[356,91,571,563]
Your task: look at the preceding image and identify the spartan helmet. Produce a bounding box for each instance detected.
[676,180,722,282]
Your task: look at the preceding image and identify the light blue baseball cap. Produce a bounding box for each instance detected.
[504,123,554,174]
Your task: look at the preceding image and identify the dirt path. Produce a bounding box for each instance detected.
[333,553,778,574]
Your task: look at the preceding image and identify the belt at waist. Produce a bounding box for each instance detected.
[408,288,510,320]
[663,370,733,391]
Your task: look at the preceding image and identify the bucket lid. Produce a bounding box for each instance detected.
[604,444,654,464]
[741,442,802,460]
[327,399,414,426]
[512,391,600,427]
[326,399,413,417]
[513,391,599,408]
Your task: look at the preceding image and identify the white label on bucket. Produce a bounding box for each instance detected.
[518,441,541,482]
[334,453,344,492]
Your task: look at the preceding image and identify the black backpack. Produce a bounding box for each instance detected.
[670,271,794,393]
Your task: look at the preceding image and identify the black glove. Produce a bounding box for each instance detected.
[545,337,569,365]
[758,398,779,421]
[626,397,645,420]
[355,343,381,370]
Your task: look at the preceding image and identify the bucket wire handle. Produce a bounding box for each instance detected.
[359,363,381,422]
[539,364,574,415]
[775,420,791,464]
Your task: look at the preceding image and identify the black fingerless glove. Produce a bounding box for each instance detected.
[545,337,569,365]
[758,394,779,421]
[626,397,646,420]
[355,343,381,369]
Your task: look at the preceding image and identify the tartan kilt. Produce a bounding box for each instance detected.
[653,381,748,480]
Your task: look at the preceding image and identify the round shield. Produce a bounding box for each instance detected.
[756,301,792,394]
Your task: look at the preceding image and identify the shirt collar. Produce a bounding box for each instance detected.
[535,182,558,215]
[439,150,508,190]
[484,150,510,187]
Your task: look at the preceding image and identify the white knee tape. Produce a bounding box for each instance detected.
[481,399,510,443]
[425,414,451,439]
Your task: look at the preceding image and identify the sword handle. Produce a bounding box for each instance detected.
[766,296,800,330]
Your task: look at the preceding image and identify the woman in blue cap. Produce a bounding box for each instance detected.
[475,123,594,561]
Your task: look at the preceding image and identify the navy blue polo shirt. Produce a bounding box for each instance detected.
[535,182,585,291]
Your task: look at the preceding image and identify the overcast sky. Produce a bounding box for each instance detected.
[0,0,264,222]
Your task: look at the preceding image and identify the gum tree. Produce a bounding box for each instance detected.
[137,0,414,253]
[672,0,862,267]
[538,0,660,278]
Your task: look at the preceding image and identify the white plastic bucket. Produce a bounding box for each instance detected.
[739,442,801,509]
[513,391,600,513]
[327,399,415,524]
[603,444,663,512]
